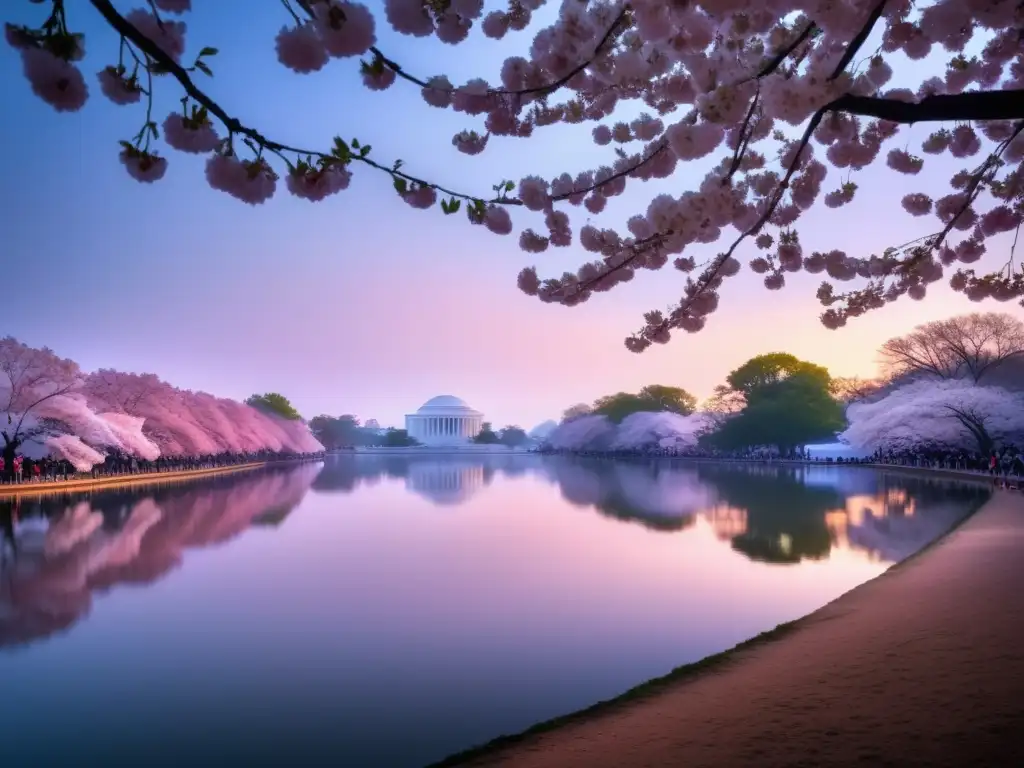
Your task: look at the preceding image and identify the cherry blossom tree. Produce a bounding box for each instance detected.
[0,337,82,479]
[6,0,1023,349]
[880,311,1024,383]
[3,337,323,468]
[839,378,1024,454]
[81,369,164,413]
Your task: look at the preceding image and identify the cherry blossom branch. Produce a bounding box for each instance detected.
[294,0,630,100]
[752,20,818,81]
[827,0,888,81]
[90,0,658,209]
[91,0,487,199]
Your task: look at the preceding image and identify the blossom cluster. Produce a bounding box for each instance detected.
[5,0,1024,350]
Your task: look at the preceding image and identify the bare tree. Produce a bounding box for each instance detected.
[830,377,884,404]
[880,313,1024,384]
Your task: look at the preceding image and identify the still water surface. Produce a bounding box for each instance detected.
[0,456,990,766]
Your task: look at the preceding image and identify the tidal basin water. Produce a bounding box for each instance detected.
[0,456,990,767]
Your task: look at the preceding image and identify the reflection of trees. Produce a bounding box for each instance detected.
[544,458,713,532]
[698,464,990,564]
[697,465,842,564]
[825,479,990,562]
[310,454,542,506]
[0,463,321,649]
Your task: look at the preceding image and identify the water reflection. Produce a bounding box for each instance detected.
[0,464,321,648]
[309,455,990,563]
[0,457,992,767]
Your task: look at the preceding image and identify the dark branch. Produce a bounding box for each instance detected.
[830,89,1024,124]
[828,0,888,81]
[754,21,817,80]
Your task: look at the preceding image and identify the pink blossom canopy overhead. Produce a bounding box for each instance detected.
[1,337,323,470]
[6,0,1023,350]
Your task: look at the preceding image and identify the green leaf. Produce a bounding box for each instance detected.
[393,159,403,170]
[504,181,515,192]
[447,198,461,214]
[199,46,219,57]
[441,199,451,214]
[148,122,159,138]
[352,138,360,148]
[393,178,408,195]
[194,59,213,77]
[359,145,371,157]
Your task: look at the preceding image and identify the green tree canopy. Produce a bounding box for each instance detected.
[590,385,697,424]
[708,354,844,452]
[309,414,367,447]
[381,428,418,447]
[473,422,501,444]
[561,403,592,422]
[726,353,832,402]
[498,426,529,447]
[245,392,302,421]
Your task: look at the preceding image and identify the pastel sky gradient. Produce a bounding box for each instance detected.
[2,1,1021,430]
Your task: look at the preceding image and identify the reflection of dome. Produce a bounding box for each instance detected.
[405,395,485,446]
[406,462,486,506]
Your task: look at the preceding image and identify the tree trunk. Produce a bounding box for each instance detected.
[2,440,17,484]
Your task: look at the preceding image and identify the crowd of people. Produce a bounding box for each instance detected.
[537,444,1024,489]
[0,448,326,486]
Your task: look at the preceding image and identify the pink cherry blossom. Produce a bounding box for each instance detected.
[421,75,453,107]
[314,1,375,58]
[452,130,488,155]
[901,193,933,216]
[886,149,924,174]
[286,164,351,202]
[97,66,142,105]
[125,9,186,64]
[275,24,329,73]
[949,126,981,158]
[979,206,1020,236]
[518,176,550,212]
[163,112,220,154]
[519,229,549,253]
[592,125,612,145]
[21,48,87,112]
[483,205,512,235]
[384,0,433,37]
[402,184,436,209]
[120,146,168,184]
[481,12,509,40]
[362,61,396,90]
[206,154,277,205]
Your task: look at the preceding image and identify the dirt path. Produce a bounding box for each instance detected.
[446,491,1024,768]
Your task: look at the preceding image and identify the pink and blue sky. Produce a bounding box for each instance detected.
[2,2,1021,430]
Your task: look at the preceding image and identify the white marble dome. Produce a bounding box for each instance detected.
[406,396,484,446]
[419,395,472,410]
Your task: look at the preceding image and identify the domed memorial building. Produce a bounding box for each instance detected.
[405,396,484,446]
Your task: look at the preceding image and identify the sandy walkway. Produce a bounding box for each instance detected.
[0,462,268,498]
[444,491,1024,768]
